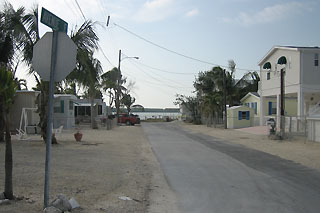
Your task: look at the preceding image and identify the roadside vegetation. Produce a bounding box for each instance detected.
[175,60,260,126]
[0,2,136,200]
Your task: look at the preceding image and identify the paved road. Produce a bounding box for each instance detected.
[142,122,320,213]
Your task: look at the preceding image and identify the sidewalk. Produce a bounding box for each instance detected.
[179,122,320,171]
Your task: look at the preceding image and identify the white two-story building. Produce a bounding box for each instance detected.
[258,46,320,125]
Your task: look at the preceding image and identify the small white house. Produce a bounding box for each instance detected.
[74,98,107,122]
[227,106,254,129]
[53,94,78,129]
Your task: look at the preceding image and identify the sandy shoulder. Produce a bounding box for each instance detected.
[179,122,320,171]
[0,124,175,212]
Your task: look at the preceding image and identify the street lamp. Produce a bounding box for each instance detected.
[116,49,139,119]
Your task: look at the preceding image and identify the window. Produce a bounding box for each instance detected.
[54,100,64,113]
[238,111,250,120]
[268,102,277,115]
[98,105,102,115]
[85,106,91,116]
[267,72,270,80]
[254,102,257,115]
[77,106,85,116]
[315,53,319,66]
[54,107,60,113]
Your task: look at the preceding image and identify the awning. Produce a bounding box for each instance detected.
[263,62,271,69]
[74,103,97,107]
[277,56,287,65]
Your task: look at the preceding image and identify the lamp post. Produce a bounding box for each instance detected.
[116,49,139,119]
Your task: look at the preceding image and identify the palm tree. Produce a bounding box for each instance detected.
[101,67,126,112]
[71,51,102,129]
[0,3,28,142]
[194,66,224,125]
[2,3,100,139]
[174,94,201,124]
[121,93,135,114]
[0,66,18,199]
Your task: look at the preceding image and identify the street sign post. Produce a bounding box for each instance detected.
[35,7,76,209]
[40,8,68,33]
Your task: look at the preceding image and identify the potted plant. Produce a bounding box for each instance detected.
[74,119,82,142]
[74,129,82,142]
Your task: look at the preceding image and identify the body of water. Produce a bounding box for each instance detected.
[134,112,181,120]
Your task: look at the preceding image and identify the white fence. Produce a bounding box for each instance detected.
[259,115,308,136]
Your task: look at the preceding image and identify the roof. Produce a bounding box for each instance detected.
[229,106,242,110]
[75,103,97,107]
[16,90,40,94]
[54,94,77,99]
[258,46,320,66]
[240,92,260,102]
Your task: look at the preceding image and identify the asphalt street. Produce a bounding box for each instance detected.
[142,122,320,213]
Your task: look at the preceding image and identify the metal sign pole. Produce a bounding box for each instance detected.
[44,30,58,208]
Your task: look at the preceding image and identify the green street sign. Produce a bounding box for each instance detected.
[40,8,68,33]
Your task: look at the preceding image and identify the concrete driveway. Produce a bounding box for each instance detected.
[143,122,320,213]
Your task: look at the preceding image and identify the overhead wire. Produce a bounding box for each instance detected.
[97,44,115,67]
[74,0,86,21]
[63,0,81,19]
[121,69,182,97]
[112,22,260,72]
[71,0,115,70]
[134,60,197,75]
[123,62,194,92]
[123,69,188,96]
[127,59,194,89]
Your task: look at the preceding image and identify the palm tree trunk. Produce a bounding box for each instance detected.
[4,113,13,199]
[0,120,4,143]
[213,111,217,128]
[90,97,98,129]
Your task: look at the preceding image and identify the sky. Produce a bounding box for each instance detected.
[5,0,320,108]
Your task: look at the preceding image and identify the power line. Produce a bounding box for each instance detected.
[124,62,194,91]
[97,44,115,67]
[74,0,86,21]
[112,22,259,72]
[121,70,184,97]
[127,59,194,88]
[63,0,80,20]
[135,60,197,75]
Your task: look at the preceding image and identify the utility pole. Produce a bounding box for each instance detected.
[223,69,227,129]
[280,68,285,139]
[116,49,122,120]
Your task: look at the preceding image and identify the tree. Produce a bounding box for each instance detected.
[101,67,126,111]
[2,3,100,139]
[121,94,135,114]
[0,66,18,199]
[72,52,102,129]
[194,66,225,125]
[0,3,27,142]
[193,61,261,127]
[174,94,201,124]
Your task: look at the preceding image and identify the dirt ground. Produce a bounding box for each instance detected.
[179,122,320,171]
[0,124,177,213]
[3,121,318,212]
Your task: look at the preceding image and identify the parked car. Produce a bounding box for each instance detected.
[118,113,140,125]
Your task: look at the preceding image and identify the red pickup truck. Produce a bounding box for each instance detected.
[118,113,140,125]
